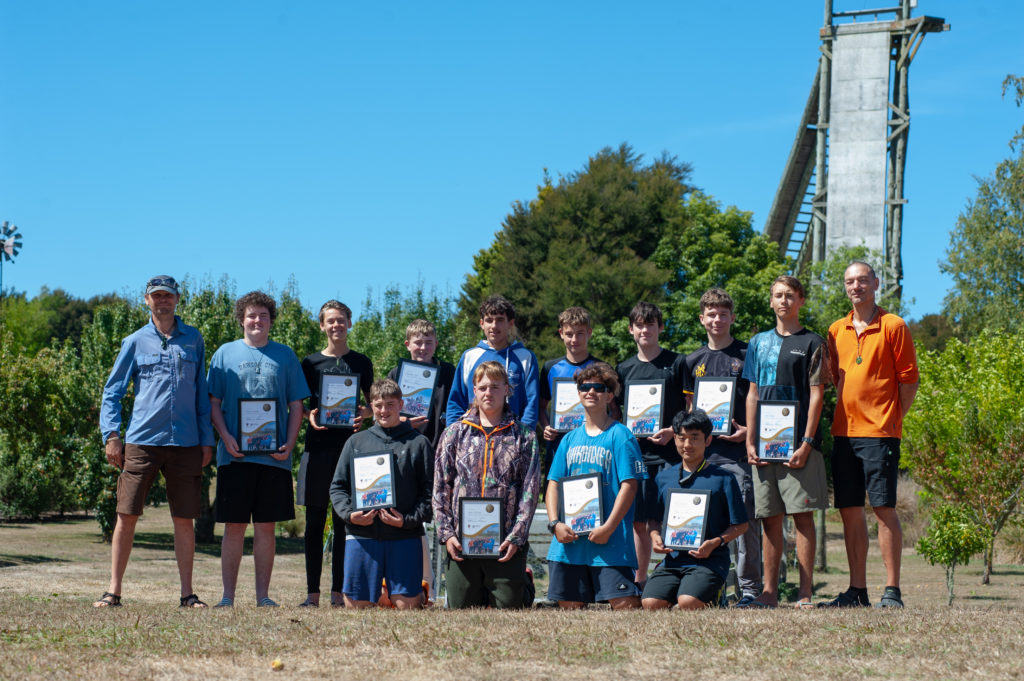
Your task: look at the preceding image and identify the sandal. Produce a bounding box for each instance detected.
[213,597,234,608]
[93,592,122,608]
[257,597,279,608]
[794,598,814,609]
[179,594,208,609]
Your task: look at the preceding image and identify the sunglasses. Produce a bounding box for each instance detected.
[578,382,610,393]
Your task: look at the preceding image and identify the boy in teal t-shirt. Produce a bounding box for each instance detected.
[544,363,647,609]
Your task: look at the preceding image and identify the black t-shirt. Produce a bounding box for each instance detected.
[616,349,691,466]
[685,340,749,465]
[387,357,456,449]
[302,350,374,454]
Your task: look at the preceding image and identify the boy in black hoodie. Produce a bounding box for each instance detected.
[330,379,433,609]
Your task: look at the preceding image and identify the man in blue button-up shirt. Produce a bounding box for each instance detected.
[95,275,215,609]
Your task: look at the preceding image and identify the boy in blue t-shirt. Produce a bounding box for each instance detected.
[642,410,749,611]
[539,307,604,484]
[544,363,647,609]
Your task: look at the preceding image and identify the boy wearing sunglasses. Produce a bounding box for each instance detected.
[543,363,647,609]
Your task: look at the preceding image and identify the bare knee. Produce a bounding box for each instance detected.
[676,594,707,610]
[642,597,671,611]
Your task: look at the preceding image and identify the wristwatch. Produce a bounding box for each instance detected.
[547,519,560,534]
[801,436,817,447]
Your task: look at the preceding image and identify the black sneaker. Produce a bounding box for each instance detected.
[875,587,904,608]
[817,587,870,608]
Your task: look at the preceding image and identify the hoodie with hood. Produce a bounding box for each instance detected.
[445,340,539,429]
[330,421,433,541]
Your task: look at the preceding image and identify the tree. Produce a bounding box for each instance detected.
[941,78,1024,337]
[917,504,989,606]
[652,191,791,352]
[0,287,122,355]
[907,314,956,353]
[902,330,1024,584]
[459,144,693,361]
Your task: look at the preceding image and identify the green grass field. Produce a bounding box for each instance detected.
[2,506,1023,681]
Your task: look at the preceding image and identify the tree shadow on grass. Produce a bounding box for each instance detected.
[963,594,1010,601]
[132,532,305,557]
[0,554,67,568]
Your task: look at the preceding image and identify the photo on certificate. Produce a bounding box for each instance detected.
[624,379,665,438]
[694,377,737,436]
[551,378,585,433]
[558,473,604,537]
[351,451,395,510]
[396,358,440,418]
[459,497,504,558]
[757,400,799,462]
[319,372,360,429]
[237,398,277,454]
[661,488,710,551]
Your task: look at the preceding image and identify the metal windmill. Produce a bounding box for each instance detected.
[1,221,24,299]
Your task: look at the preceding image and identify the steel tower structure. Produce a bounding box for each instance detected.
[763,1,948,298]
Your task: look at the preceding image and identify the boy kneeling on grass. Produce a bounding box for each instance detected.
[641,410,748,611]
[330,379,434,609]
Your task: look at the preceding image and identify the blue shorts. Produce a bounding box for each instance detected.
[546,561,640,603]
[343,535,423,602]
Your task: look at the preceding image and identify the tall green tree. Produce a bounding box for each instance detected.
[941,77,1024,336]
[460,144,693,361]
[652,191,790,351]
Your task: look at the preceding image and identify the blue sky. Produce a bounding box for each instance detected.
[1,1,1021,322]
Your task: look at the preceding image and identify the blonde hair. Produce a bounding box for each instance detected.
[472,360,512,408]
[405,319,437,340]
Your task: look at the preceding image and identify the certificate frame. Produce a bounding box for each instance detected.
[661,488,710,551]
[319,371,360,429]
[624,379,666,438]
[693,376,737,436]
[396,358,440,418]
[550,378,585,433]
[756,400,799,462]
[237,398,278,454]
[459,496,504,559]
[351,450,396,511]
[558,473,604,537]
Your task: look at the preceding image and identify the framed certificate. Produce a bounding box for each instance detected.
[238,398,277,454]
[624,379,665,437]
[661,488,710,551]
[558,473,604,537]
[396,359,440,418]
[757,400,799,462]
[319,372,360,429]
[351,451,395,510]
[551,378,585,433]
[459,497,504,558]
[694,377,737,436]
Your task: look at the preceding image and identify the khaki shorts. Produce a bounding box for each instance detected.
[116,444,203,518]
[752,448,828,518]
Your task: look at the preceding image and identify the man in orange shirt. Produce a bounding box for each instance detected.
[820,261,919,609]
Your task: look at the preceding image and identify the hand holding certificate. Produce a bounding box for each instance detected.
[319,372,360,429]
[757,400,799,462]
[238,398,277,454]
[558,473,604,537]
[459,497,504,558]
[551,378,585,433]
[396,359,440,418]
[624,380,665,437]
[694,377,737,436]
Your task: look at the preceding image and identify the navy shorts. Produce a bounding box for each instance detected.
[632,463,664,523]
[832,437,900,509]
[215,462,295,524]
[343,535,423,602]
[642,564,723,606]
[546,561,640,603]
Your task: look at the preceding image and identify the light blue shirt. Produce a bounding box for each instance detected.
[100,316,214,447]
[207,339,310,470]
[546,422,647,567]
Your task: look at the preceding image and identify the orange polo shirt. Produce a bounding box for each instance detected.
[828,309,919,438]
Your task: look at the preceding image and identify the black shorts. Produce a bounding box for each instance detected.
[546,561,640,603]
[832,437,900,509]
[642,563,723,606]
[215,462,295,524]
[632,463,664,523]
